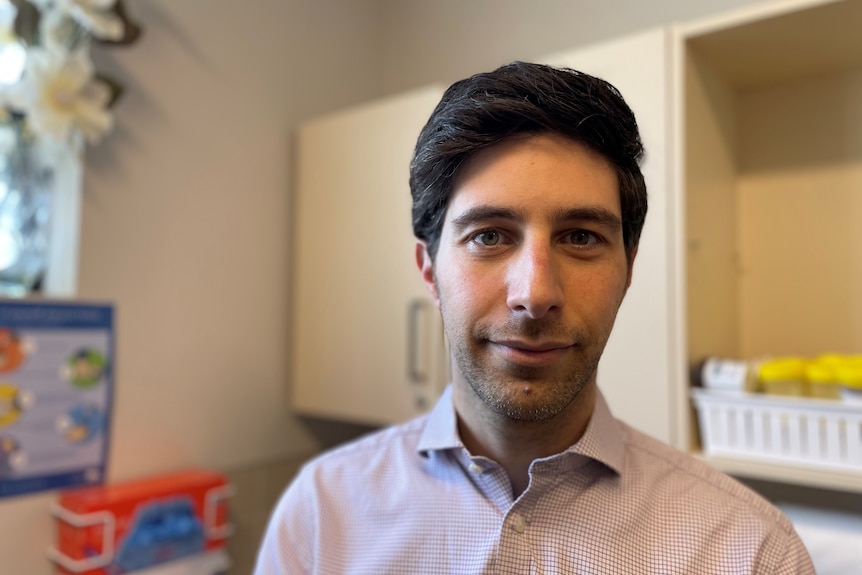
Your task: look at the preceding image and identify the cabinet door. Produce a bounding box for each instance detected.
[540,28,676,445]
[292,86,447,425]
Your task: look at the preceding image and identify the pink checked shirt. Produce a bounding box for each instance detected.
[255,386,815,574]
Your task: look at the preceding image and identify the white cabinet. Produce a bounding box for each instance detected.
[291,86,448,426]
[540,28,677,446]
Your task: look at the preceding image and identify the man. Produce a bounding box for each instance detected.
[255,62,814,574]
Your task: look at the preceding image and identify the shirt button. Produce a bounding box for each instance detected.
[467,462,483,474]
[512,514,527,533]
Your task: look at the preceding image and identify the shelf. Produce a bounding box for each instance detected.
[696,452,862,494]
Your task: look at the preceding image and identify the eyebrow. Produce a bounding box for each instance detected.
[449,205,622,233]
[450,206,524,233]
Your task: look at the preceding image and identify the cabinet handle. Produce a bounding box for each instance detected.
[408,299,427,384]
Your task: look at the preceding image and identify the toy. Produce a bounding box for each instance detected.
[49,468,233,574]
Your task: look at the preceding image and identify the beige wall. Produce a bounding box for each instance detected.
[80,0,386,481]
[2,1,383,573]
[1,0,775,573]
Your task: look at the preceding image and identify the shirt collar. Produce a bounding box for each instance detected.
[417,384,625,476]
[566,389,625,475]
[417,385,464,455]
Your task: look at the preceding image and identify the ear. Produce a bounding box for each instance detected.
[415,241,440,309]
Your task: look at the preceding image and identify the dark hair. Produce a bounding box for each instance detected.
[410,61,647,261]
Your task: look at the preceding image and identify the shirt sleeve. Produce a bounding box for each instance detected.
[768,526,817,575]
[253,467,316,575]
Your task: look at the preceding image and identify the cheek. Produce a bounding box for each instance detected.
[438,268,500,319]
[571,266,630,314]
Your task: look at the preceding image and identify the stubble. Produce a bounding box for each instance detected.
[445,310,605,422]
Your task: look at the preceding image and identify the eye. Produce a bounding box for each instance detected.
[564,230,599,246]
[472,230,503,246]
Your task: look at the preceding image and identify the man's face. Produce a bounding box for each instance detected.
[417,133,634,422]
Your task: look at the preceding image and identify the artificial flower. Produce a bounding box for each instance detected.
[12,47,112,142]
[0,0,140,143]
[27,0,123,40]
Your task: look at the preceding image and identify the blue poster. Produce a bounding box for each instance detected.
[0,300,114,498]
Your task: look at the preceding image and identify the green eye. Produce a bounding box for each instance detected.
[476,231,501,246]
[568,231,596,245]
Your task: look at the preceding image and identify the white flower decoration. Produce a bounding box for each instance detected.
[13,48,113,143]
[28,0,124,41]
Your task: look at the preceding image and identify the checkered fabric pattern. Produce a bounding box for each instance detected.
[255,387,815,574]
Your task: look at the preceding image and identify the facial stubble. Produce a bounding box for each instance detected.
[441,301,607,423]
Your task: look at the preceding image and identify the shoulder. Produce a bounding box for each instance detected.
[295,414,430,486]
[617,420,797,536]
[254,420,430,574]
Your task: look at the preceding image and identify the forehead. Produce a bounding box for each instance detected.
[446,133,620,225]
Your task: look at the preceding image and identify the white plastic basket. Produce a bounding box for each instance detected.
[691,388,862,472]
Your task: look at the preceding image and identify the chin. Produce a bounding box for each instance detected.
[480,377,586,422]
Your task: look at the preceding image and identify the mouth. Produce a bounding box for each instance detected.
[489,339,574,367]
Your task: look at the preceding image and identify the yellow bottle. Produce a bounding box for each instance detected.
[836,359,862,404]
[758,357,808,397]
[806,355,842,400]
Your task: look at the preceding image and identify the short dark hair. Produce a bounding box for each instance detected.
[410,61,647,261]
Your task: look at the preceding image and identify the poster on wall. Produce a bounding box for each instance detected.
[0,300,114,498]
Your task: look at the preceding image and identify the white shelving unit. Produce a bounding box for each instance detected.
[672,0,862,492]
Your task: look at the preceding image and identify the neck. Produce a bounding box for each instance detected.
[453,382,597,498]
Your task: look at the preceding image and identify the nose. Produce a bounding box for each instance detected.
[505,241,564,319]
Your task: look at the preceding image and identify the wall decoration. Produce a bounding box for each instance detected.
[0,298,114,498]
